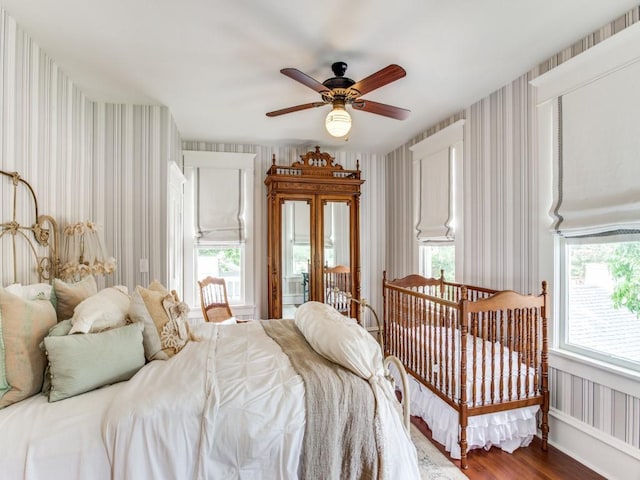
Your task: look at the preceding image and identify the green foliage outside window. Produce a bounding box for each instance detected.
[198,247,240,273]
[609,243,640,317]
[429,246,455,280]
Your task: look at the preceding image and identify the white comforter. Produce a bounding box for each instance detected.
[1,320,418,479]
[105,321,306,479]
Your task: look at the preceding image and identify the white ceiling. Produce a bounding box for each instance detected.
[2,0,638,154]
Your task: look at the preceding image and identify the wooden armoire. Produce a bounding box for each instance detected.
[264,147,364,321]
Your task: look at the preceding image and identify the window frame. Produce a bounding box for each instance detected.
[182,151,256,317]
[410,119,464,279]
[194,243,244,304]
[418,243,455,280]
[558,234,640,373]
[532,31,640,396]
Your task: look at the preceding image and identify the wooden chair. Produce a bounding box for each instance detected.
[198,276,233,322]
[323,265,351,314]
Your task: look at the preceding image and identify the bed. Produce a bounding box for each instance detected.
[382,271,549,469]
[0,170,420,479]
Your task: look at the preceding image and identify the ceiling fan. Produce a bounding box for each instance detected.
[266,61,410,137]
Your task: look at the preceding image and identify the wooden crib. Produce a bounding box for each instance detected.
[382,271,549,469]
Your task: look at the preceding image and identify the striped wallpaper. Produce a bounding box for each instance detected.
[0,7,182,290]
[385,4,640,456]
[1,8,93,285]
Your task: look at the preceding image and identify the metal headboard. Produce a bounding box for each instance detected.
[0,170,59,285]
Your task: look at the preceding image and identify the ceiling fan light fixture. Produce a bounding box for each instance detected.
[325,104,352,138]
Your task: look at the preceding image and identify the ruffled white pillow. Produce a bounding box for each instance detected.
[69,286,130,334]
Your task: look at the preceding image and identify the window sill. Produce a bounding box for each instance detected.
[549,348,640,397]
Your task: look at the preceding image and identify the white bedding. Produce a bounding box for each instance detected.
[105,321,306,479]
[1,320,418,479]
[0,380,125,479]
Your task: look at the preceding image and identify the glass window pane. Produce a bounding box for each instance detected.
[292,245,310,274]
[566,241,640,369]
[196,246,242,304]
[419,245,455,280]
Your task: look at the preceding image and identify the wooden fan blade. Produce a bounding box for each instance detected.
[266,102,326,117]
[351,99,410,120]
[281,68,330,94]
[348,64,406,97]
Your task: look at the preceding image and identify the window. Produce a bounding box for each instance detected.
[183,151,255,312]
[561,236,640,371]
[419,244,455,280]
[291,244,310,275]
[411,119,464,280]
[195,245,243,303]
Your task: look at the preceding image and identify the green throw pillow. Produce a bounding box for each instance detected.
[40,319,73,394]
[43,322,145,402]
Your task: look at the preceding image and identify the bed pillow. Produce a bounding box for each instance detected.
[40,319,73,395]
[0,288,57,409]
[128,281,193,361]
[69,286,130,334]
[294,301,383,380]
[53,275,98,320]
[43,321,145,402]
[5,283,53,302]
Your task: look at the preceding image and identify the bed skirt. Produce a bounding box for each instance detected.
[392,370,539,459]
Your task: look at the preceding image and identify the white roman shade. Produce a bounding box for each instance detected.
[411,120,464,243]
[183,150,255,246]
[196,167,245,243]
[531,25,640,237]
[554,59,640,236]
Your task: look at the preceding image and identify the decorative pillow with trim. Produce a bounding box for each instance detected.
[53,275,98,321]
[128,281,195,361]
[69,286,130,334]
[0,288,57,409]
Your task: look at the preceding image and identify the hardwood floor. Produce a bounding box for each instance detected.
[411,416,606,480]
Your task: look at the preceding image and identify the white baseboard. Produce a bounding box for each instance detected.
[547,408,640,480]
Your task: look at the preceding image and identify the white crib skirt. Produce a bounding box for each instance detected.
[394,371,539,459]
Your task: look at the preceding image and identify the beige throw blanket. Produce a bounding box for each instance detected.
[261,319,380,480]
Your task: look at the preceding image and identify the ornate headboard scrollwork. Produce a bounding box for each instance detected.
[1,170,60,285]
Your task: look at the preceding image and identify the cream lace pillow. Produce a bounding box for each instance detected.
[128,281,194,361]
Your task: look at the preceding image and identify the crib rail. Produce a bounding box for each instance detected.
[383,279,459,409]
